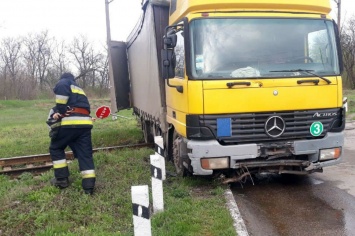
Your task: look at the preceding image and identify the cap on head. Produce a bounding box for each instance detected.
[60,72,75,80]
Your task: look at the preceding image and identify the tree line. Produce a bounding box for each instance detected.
[341,16,355,89]
[0,30,109,100]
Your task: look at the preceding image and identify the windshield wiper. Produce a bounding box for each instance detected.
[270,69,331,84]
[207,74,224,78]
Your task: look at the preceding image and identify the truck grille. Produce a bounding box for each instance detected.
[200,109,341,144]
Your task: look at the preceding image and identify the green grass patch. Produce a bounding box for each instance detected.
[153,178,235,236]
[0,99,236,235]
[0,149,235,236]
[0,99,141,157]
[344,90,355,115]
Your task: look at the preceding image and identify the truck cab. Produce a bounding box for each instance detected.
[161,0,344,178]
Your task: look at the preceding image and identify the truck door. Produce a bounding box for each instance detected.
[165,29,191,136]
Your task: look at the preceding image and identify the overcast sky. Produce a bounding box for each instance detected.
[0,0,354,47]
[0,0,141,46]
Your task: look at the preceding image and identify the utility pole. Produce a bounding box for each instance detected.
[105,0,118,114]
[334,0,341,29]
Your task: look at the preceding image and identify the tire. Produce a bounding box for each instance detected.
[172,130,191,177]
[142,120,154,143]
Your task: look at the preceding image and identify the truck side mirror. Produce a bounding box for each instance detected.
[164,32,177,48]
[161,48,176,79]
[162,29,177,80]
[161,24,183,83]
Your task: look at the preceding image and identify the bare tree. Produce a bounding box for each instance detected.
[23,34,37,85]
[44,39,71,89]
[0,61,6,99]
[52,40,70,77]
[341,16,355,89]
[23,30,53,90]
[0,37,23,98]
[69,35,101,88]
[0,32,110,99]
[96,50,109,97]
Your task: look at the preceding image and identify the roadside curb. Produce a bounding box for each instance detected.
[224,189,249,236]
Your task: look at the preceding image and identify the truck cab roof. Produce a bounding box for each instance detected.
[167,0,332,24]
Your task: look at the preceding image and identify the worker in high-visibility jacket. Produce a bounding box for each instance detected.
[49,72,95,195]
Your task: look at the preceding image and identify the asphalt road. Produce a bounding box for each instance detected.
[231,122,355,236]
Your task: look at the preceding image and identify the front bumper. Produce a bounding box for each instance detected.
[187,132,344,175]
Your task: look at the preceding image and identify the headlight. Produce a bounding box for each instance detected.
[319,148,341,161]
[201,157,229,170]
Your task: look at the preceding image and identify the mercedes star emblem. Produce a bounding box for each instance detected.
[265,116,285,138]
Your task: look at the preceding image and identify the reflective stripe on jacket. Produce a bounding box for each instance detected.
[53,74,92,128]
[61,116,93,126]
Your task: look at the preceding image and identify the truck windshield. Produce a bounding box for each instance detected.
[190,18,340,79]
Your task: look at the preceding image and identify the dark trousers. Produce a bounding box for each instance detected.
[49,128,95,189]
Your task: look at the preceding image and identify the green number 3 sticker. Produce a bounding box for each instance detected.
[310,122,324,136]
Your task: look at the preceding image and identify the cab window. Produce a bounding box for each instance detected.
[174,30,185,78]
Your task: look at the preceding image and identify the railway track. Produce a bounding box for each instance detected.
[0,143,153,177]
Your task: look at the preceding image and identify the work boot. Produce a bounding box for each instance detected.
[82,177,95,195]
[84,188,94,195]
[50,177,69,189]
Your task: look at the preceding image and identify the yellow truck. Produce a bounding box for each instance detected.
[111,0,345,180]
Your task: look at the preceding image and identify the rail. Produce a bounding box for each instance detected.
[0,143,153,177]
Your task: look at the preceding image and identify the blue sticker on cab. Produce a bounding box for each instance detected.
[217,118,231,137]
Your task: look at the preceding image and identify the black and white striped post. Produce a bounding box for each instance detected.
[154,136,166,180]
[131,185,151,236]
[150,154,164,213]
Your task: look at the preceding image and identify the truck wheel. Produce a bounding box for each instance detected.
[142,120,154,143]
[172,131,190,177]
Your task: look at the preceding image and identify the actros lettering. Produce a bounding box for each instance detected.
[313,112,337,118]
